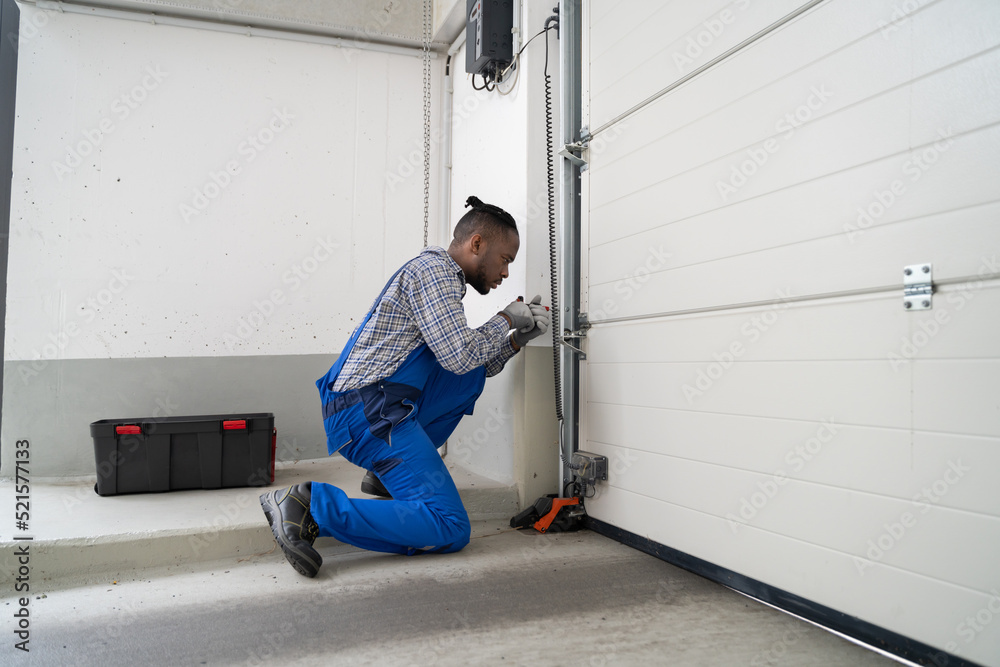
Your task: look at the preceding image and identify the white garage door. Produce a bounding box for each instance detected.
[580,1,1000,664]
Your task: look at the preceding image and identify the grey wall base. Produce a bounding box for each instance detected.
[1,354,338,477]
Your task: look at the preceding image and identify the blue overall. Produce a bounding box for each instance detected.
[312,264,487,555]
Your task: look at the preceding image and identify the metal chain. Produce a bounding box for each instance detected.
[421,0,432,248]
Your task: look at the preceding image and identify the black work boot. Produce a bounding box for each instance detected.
[259,482,321,577]
[360,470,392,499]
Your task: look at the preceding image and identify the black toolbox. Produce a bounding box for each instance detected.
[90,413,276,496]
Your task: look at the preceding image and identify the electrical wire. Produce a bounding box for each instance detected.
[470,71,496,91]
[495,59,520,95]
[498,25,555,81]
[473,25,555,93]
[495,25,558,94]
[543,23,563,424]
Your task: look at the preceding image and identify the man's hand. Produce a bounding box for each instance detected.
[512,295,550,348]
[500,298,534,331]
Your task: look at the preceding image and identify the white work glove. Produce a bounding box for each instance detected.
[511,295,550,348]
[500,298,534,331]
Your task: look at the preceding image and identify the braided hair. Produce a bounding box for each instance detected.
[452,196,519,245]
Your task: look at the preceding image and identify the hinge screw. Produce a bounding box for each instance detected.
[922,265,930,273]
[904,268,912,276]
[922,300,930,308]
[904,302,912,309]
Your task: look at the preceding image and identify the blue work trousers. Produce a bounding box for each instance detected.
[312,348,486,556]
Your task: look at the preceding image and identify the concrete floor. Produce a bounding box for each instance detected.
[14,522,902,666]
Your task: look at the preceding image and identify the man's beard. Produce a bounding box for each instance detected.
[468,263,491,295]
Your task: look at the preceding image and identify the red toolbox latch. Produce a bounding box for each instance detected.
[116,425,142,435]
[223,419,247,430]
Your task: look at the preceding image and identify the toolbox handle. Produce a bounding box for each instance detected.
[116,425,142,435]
[223,419,247,431]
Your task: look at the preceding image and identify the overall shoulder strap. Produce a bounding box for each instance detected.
[323,258,415,385]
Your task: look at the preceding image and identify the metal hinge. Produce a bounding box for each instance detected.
[560,312,590,359]
[903,263,933,310]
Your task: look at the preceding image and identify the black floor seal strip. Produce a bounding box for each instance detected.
[584,516,984,667]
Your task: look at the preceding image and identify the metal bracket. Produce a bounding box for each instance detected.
[903,263,933,310]
[558,145,588,170]
[560,126,591,171]
[560,312,590,359]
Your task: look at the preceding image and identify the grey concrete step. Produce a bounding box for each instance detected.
[0,456,519,586]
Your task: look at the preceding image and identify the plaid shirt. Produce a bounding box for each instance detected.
[332,246,518,392]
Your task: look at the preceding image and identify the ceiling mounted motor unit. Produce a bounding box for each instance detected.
[466,0,514,83]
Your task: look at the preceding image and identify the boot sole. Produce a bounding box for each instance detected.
[259,491,322,578]
[360,478,393,499]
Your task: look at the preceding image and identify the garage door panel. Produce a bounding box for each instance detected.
[587,355,996,447]
[590,120,1000,255]
[590,0,629,25]
[588,0,676,61]
[591,0,818,130]
[590,13,1000,249]
[588,0,913,173]
[913,0,1000,72]
[590,86,908,218]
[589,32,924,212]
[589,0,1000,200]
[587,360,912,430]
[586,403,1000,515]
[590,86,911,217]
[911,46,1000,139]
[585,486,1000,665]
[586,441,998,592]
[591,0,1000,143]
[753,48,1000,187]
[589,191,999,299]
[590,0,729,77]
[584,0,1000,663]
[588,208,1000,319]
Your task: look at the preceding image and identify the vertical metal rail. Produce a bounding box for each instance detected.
[558,0,582,495]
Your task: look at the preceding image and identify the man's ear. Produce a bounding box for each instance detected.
[469,233,484,256]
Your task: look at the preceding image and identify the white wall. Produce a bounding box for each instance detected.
[2,4,453,476]
[3,2,560,491]
[445,0,561,488]
[6,5,441,365]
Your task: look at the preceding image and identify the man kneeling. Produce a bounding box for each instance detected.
[260,197,549,577]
